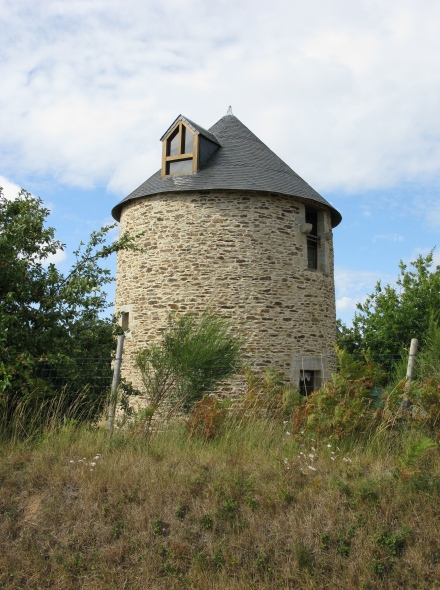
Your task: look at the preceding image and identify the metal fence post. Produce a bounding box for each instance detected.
[107,334,125,435]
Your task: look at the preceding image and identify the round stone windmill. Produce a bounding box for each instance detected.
[112,111,342,395]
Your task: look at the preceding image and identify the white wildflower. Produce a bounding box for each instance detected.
[311,447,316,452]
[69,460,75,464]
[327,444,332,448]
[308,453,315,459]
[308,465,317,471]
[90,462,96,467]
[331,457,336,461]
[285,431,291,436]
[283,458,288,464]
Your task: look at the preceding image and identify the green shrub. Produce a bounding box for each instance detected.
[291,347,385,439]
[135,311,242,434]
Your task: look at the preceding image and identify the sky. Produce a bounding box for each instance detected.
[1,0,439,325]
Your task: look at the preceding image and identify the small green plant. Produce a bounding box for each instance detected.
[245,492,258,510]
[256,548,272,573]
[295,541,314,570]
[221,497,238,520]
[175,504,188,520]
[371,557,388,577]
[152,517,169,536]
[374,530,408,556]
[200,514,213,530]
[211,549,224,571]
[279,488,294,505]
[319,533,331,550]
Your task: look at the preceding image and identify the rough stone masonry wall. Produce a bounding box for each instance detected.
[114,190,337,397]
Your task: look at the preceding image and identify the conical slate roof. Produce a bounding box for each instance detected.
[111,114,342,227]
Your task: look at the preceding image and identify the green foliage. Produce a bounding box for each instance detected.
[417,318,440,380]
[244,366,302,418]
[135,311,242,430]
[292,347,386,439]
[0,188,141,427]
[338,251,440,359]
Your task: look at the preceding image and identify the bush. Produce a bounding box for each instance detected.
[135,312,242,433]
[291,347,386,439]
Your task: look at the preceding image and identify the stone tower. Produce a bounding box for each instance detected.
[112,112,342,394]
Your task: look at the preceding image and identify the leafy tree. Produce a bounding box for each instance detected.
[337,251,440,360]
[0,188,141,424]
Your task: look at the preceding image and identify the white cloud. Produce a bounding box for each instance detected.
[336,296,360,314]
[1,0,440,198]
[41,248,67,267]
[334,266,397,323]
[0,175,22,200]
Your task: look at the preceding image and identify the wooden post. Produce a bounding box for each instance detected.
[107,334,125,436]
[402,338,418,409]
[406,338,418,382]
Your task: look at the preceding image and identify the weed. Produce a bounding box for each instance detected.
[200,514,213,530]
[336,533,351,557]
[211,549,224,571]
[355,484,379,503]
[255,548,272,573]
[319,533,332,550]
[245,492,259,510]
[220,497,238,520]
[371,557,389,577]
[111,518,125,539]
[153,517,169,537]
[279,488,295,504]
[175,504,188,520]
[374,529,409,556]
[295,541,314,570]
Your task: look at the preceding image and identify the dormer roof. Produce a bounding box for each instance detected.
[111,113,342,227]
[160,114,220,146]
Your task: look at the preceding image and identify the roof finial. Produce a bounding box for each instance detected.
[227,106,233,116]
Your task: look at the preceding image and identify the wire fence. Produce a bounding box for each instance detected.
[33,357,113,396]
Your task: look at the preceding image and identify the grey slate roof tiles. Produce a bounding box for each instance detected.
[112,114,342,227]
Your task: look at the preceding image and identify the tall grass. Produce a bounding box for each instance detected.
[1,340,440,589]
[1,411,439,589]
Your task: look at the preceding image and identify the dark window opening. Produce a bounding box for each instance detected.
[299,370,315,396]
[306,208,319,270]
[121,312,130,332]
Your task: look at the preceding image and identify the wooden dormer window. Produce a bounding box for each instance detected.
[162,121,198,177]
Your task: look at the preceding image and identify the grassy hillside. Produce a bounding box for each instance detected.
[1,416,439,590]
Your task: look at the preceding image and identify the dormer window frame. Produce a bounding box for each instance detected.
[161,121,199,177]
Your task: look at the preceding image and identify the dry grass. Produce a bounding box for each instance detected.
[1,419,439,589]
